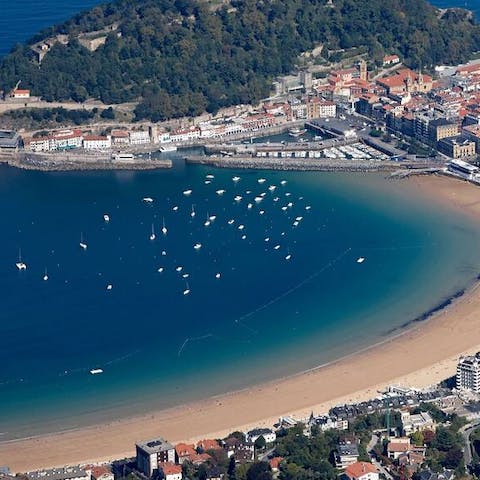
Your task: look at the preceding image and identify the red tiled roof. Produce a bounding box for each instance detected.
[90,466,112,479]
[345,462,378,479]
[269,457,283,470]
[159,462,182,475]
[388,442,411,453]
[197,439,222,450]
[175,443,196,456]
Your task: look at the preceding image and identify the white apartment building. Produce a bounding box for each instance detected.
[129,130,151,145]
[456,352,480,393]
[83,135,112,150]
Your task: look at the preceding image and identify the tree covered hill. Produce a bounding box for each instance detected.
[1,0,479,121]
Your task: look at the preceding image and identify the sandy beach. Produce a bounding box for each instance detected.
[2,173,480,473]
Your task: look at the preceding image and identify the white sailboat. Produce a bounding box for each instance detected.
[79,233,88,250]
[204,213,211,227]
[43,268,49,281]
[173,206,179,211]
[149,224,156,241]
[258,178,266,184]
[183,189,193,196]
[232,176,241,182]
[206,174,215,179]
[183,282,191,295]
[190,205,196,218]
[216,189,226,195]
[90,368,103,375]
[228,219,235,225]
[357,257,365,264]
[142,197,154,203]
[194,243,202,250]
[162,218,167,236]
[215,273,221,279]
[103,214,110,222]
[15,249,27,270]
[106,284,113,290]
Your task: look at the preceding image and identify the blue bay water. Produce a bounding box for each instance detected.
[0,163,480,439]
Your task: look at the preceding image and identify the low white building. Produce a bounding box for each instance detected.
[159,463,182,480]
[245,428,276,444]
[26,129,83,152]
[129,130,151,145]
[401,410,435,435]
[170,127,200,143]
[27,467,90,480]
[83,135,112,150]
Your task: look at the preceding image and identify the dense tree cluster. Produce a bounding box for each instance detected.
[5,107,95,125]
[1,0,480,121]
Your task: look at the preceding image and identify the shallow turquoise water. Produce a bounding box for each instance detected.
[0,164,479,440]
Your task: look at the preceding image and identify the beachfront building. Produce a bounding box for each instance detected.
[26,467,89,480]
[0,130,22,150]
[457,352,480,393]
[245,428,276,444]
[446,159,479,180]
[84,466,113,480]
[158,463,182,480]
[83,135,112,150]
[136,437,175,476]
[343,462,379,480]
[223,437,255,463]
[26,129,83,152]
[438,136,476,159]
[129,130,151,145]
[111,129,130,145]
[401,411,435,435]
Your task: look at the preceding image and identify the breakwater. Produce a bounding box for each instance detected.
[185,154,401,172]
[0,151,172,171]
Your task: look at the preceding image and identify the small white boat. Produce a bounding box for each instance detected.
[79,233,88,250]
[157,267,164,273]
[258,178,266,184]
[194,243,202,250]
[238,224,245,230]
[176,266,183,272]
[268,185,276,192]
[149,224,156,241]
[183,189,193,196]
[241,234,247,240]
[216,189,226,195]
[281,232,286,236]
[254,196,263,203]
[183,282,191,295]
[232,176,241,182]
[305,205,312,210]
[280,180,287,185]
[159,145,177,152]
[357,257,365,264]
[228,219,235,225]
[234,195,242,202]
[182,273,189,279]
[215,273,221,279]
[90,368,103,375]
[103,214,110,222]
[246,190,252,194]
[162,218,167,236]
[259,210,265,215]
[204,219,211,227]
[205,180,211,185]
[274,244,281,250]
[293,221,299,227]
[173,206,179,211]
[247,203,253,209]
[285,254,292,260]
[106,284,113,290]
[142,197,154,203]
[206,174,215,179]
[191,205,196,218]
[16,261,27,270]
[273,197,279,202]
[209,215,216,221]
[161,250,167,256]
[295,216,303,221]
[281,206,288,211]
[287,202,293,208]
[264,237,270,242]
[285,192,291,197]
[43,268,48,281]
[260,192,267,197]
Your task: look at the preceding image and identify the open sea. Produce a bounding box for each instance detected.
[1,0,480,442]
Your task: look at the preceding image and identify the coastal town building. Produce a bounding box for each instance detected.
[306,98,336,119]
[343,462,379,480]
[307,414,348,432]
[0,130,22,150]
[269,457,284,474]
[84,466,113,480]
[196,439,222,451]
[205,467,225,480]
[129,130,150,145]
[245,428,276,444]
[111,129,130,145]
[136,437,176,476]
[438,136,476,159]
[26,129,83,152]
[456,352,480,393]
[401,411,435,435]
[12,88,31,99]
[223,437,255,463]
[26,467,89,480]
[427,119,459,143]
[158,462,182,480]
[83,135,112,150]
[376,68,433,96]
[383,55,400,67]
[335,438,360,469]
